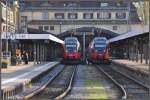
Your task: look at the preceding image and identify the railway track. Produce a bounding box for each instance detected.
[9,64,76,99]
[97,65,149,100]
[65,65,121,100]
[111,63,149,86]
[31,65,76,99]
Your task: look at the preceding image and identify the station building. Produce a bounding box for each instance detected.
[17,0,144,61]
[1,0,148,64]
[0,1,20,65]
[19,0,141,35]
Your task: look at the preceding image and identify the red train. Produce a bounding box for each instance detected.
[62,37,81,64]
[87,37,110,64]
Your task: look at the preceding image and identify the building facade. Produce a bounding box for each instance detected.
[0,0,19,59]
[1,1,19,35]
[19,0,141,35]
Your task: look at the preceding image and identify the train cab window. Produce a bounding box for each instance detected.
[65,38,78,53]
[65,43,77,53]
[94,43,107,52]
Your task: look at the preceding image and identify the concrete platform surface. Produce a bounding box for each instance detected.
[2,62,35,74]
[2,62,59,90]
[111,59,149,75]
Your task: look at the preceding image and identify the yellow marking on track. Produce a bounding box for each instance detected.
[85,80,108,99]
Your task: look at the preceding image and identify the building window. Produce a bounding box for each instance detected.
[21,16,27,26]
[55,13,64,19]
[42,11,49,20]
[39,26,43,31]
[68,13,78,19]
[101,3,109,7]
[116,12,126,19]
[50,26,54,30]
[97,12,111,19]
[10,12,13,23]
[67,3,78,7]
[112,26,117,30]
[44,26,49,30]
[83,13,93,19]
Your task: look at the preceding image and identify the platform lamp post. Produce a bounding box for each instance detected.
[5,0,9,53]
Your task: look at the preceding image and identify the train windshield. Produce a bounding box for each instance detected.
[94,43,106,52]
[65,43,77,53]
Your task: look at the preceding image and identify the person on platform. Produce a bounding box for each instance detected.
[22,51,29,64]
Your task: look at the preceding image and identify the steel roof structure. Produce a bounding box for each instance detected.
[108,25,149,43]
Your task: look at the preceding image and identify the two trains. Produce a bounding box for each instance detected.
[62,37,110,64]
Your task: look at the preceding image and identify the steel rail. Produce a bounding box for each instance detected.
[97,65,149,99]
[111,67,149,89]
[55,65,77,99]
[96,65,127,99]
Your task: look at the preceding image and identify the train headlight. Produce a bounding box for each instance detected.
[65,50,68,53]
[74,50,77,52]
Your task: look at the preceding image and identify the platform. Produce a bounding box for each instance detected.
[111,59,149,75]
[1,62,59,92]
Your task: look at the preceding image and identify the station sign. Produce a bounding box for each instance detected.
[16,34,29,39]
[2,32,29,39]
[1,33,64,44]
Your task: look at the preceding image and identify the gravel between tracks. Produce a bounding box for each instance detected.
[65,65,121,99]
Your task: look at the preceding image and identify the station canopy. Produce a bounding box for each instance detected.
[108,25,149,43]
[1,28,64,44]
